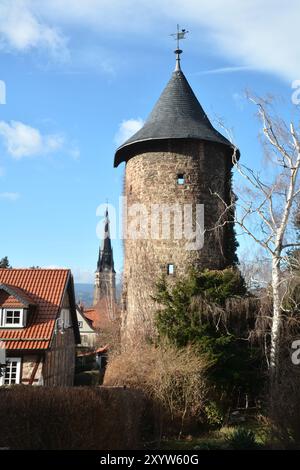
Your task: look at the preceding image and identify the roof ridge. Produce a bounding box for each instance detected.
[0,268,70,271]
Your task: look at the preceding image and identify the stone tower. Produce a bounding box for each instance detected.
[93,208,116,306]
[114,45,238,338]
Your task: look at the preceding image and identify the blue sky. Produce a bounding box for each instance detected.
[0,0,299,282]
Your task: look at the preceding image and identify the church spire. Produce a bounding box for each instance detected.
[96,208,115,273]
[93,207,116,306]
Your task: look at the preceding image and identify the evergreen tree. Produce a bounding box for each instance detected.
[154,268,263,411]
[0,256,11,268]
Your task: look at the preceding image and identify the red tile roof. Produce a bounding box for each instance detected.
[0,284,36,308]
[0,269,70,350]
[77,345,108,357]
[84,297,119,330]
[0,291,25,308]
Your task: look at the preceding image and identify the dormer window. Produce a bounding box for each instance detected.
[0,309,26,328]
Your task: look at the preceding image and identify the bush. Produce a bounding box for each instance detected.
[74,370,101,386]
[0,386,157,450]
[104,342,209,435]
[154,268,264,410]
[267,364,300,449]
[204,401,224,427]
[226,427,258,450]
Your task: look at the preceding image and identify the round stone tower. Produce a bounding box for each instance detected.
[114,48,238,339]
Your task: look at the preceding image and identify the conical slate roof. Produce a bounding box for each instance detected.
[114,68,233,167]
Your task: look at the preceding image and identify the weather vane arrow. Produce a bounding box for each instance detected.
[171,24,189,71]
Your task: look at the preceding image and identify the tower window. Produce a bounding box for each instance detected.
[167,264,175,275]
[177,174,185,185]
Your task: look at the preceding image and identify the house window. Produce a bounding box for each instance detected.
[177,174,185,185]
[167,264,175,275]
[81,334,87,346]
[78,321,83,329]
[2,309,25,328]
[60,308,71,329]
[0,358,21,385]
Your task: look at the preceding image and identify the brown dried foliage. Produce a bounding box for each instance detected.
[0,386,155,450]
[104,341,209,431]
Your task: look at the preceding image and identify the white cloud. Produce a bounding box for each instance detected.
[45,264,67,269]
[43,265,94,283]
[114,118,144,147]
[71,267,94,284]
[36,0,300,81]
[33,0,156,34]
[0,120,64,159]
[0,192,20,201]
[0,1,299,80]
[172,0,300,82]
[198,66,254,75]
[0,0,69,61]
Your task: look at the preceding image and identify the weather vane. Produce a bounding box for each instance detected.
[171,24,189,71]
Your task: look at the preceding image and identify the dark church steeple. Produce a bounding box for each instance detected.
[96,208,115,273]
[93,208,116,305]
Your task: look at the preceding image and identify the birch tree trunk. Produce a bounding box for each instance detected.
[270,254,281,376]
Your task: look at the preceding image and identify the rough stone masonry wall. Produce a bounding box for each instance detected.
[122,139,233,339]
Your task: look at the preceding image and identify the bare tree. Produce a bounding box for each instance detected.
[214,96,300,379]
[239,247,271,291]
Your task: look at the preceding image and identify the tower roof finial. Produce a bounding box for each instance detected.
[105,198,109,217]
[171,24,189,71]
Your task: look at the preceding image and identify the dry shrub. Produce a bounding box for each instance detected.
[266,336,300,448]
[251,303,300,449]
[0,386,156,450]
[95,318,121,355]
[263,367,300,449]
[104,341,209,434]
